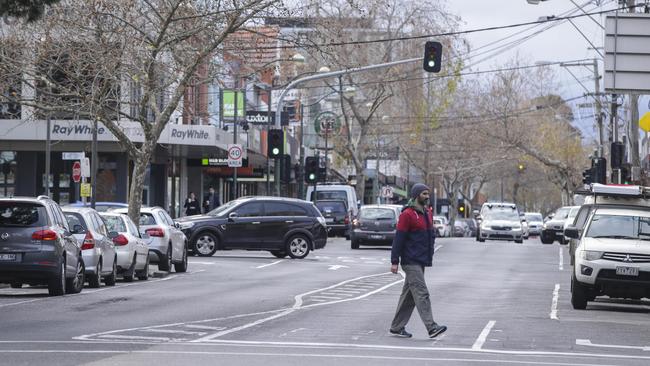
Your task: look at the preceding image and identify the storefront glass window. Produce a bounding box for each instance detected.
[0,151,16,198]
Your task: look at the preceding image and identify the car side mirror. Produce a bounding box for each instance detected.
[72,224,84,234]
[564,225,580,239]
[228,212,239,221]
[108,231,119,239]
[174,222,180,229]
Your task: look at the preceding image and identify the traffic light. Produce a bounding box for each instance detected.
[267,129,284,159]
[517,163,526,172]
[611,142,624,170]
[592,157,606,184]
[305,157,319,184]
[582,168,592,185]
[423,41,443,73]
[280,154,291,183]
[458,204,466,217]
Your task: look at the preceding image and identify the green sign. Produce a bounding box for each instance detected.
[314,111,341,137]
[222,90,245,118]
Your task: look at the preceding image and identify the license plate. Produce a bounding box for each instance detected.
[0,253,16,261]
[370,235,385,240]
[325,218,334,223]
[616,266,639,276]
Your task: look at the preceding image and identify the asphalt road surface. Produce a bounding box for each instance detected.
[1,236,650,366]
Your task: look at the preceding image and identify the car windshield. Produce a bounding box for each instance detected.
[360,208,395,220]
[525,213,543,222]
[208,200,240,217]
[485,210,520,221]
[554,207,570,219]
[0,202,47,227]
[102,215,126,232]
[316,201,347,214]
[310,191,347,201]
[585,214,650,240]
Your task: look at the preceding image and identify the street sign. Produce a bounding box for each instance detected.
[72,162,81,183]
[81,157,90,178]
[381,186,394,198]
[62,152,85,160]
[227,144,243,167]
[314,112,341,137]
[80,183,91,197]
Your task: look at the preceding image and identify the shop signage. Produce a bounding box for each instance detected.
[62,152,85,160]
[222,90,245,119]
[245,111,290,126]
[196,158,249,167]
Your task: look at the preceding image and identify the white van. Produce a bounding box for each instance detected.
[306,184,359,218]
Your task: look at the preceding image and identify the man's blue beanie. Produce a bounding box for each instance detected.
[410,183,430,199]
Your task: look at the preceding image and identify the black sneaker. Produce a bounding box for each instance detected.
[428,324,447,338]
[389,328,413,338]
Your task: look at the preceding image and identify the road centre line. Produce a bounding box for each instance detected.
[550,284,560,320]
[256,260,283,269]
[0,349,628,365]
[472,321,496,350]
[559,248,564,271]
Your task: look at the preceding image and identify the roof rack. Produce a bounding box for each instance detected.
[577,183,650,199]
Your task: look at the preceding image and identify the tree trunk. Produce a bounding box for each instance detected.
[355,169,366,206]
[128,142,155,228]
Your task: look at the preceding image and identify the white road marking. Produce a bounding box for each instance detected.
[256,260,283,269]
[435,244,444,251]
[559,248,564,271]
[472,321,496,350]
[309,295,342,300]
[184,325,227,331]
[142,329,207,336]
[550,284,560,320]
[191,309,295,342]
[190,261,215,265]
[328,265,348,270]
[576,339,650,351]
[97,334,172,341]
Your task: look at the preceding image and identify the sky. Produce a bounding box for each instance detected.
[443,0,650,142]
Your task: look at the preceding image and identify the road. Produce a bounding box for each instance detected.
[1,236,650,365]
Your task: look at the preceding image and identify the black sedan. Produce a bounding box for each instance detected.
[176,196,328,259]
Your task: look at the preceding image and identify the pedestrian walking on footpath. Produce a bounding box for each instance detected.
[389,183,447,339]
[203,186,221,213]
[184,192,201,216]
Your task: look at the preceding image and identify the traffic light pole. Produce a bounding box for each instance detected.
[274,57,422,197]
[298,103,305,199]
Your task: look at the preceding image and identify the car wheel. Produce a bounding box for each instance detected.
[174,245,188,273]
[558,236,567,245]
[571,274,589,310]
[194,232,218,257]
[66,259,85,294]
[286,235,311,259]
[10,282,22,289]
[270,250,287,258]
[88,259,102,288]
[540,232,554,244]
[48,258,66,296]
[104,258,117,286]
[515,239,523,244]
[158,245,172,272]
[122,255,136,283]
[478,237,485,242]
[137,256,150,281]
[351,240,359,249]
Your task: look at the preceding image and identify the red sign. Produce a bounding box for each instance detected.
[72,161,81,183]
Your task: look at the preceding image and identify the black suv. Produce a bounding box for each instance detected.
[0,196,85,295]
[176,196,328,259]
[315,199,350,237]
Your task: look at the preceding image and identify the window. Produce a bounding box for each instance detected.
[585,213,650,240]
[524,213,543,222]
[139,213,157,226]
[266,202,307,217]
[310,190,347,202]
[360,208,395,220]
[127,218,139,237]
[574,207,592,230]
[161,211,175,226]
[156,212,168,226]
[64,212,87,233]
[234,203,264,218]
[103,215,126,233]
[554,207,571,220]
[51,204,67,230]
[0,203,47,227]
[315,201,347,214]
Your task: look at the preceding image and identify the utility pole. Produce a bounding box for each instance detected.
[592,59,604,158]
[611,93,620,183]
[298,103,305,199]
[266,86,271,195]
[91,118,98,209]
[45,114,51,197]
[232,80,239,201]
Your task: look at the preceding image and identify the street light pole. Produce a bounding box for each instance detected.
[232,80,238,201]
[298,103,305,199]
[45,114,51,197]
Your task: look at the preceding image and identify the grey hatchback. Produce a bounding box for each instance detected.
[350,205,402,249]
[0,196,85,295]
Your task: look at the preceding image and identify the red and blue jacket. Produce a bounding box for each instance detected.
[391,205,436,267]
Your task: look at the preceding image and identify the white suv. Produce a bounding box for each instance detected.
[567,206,650,309]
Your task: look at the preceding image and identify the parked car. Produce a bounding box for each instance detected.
[314,199,350,238]
[458,218,478,237]
[540,206,578,244]
[0,196,85,295]
[176,197,328,259]
[524,212,544,236]
[350,205,402,249]
[64,201,130,212]
[453,219,470,237]
[63,207,117,288]
[434,216,451,237]
[113,207,188,272]
[306,184,359,218]
[100,213,150,281]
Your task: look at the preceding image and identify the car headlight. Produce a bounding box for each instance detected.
[317,216,326,226]
[542,223,547,229]
[481,224,490,231]
[178,222,195,230]
[578,250,603,261]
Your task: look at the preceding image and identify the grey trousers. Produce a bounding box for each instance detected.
[390,264,436,332]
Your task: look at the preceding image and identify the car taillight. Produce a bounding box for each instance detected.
[146,227,165,237]
[32,229,58,241]
[113,234,129,246]
[82,231,95,250]
[344,215,350,225]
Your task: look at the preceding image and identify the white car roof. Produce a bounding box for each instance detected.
[594,207,650,218]
[113,207,160,214]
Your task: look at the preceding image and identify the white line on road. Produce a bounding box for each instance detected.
[256,260,283,269]
[472,321,496,350]
[559,248,564,271]
[184,325,227,331]
[550,284,560,320]
[576,339,650,351]
[142,329,207,336]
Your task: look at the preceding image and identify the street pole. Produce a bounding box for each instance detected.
[298,103,305,199]
[45,115,51,197]
[266,87,271,195]
[91,118,98,209]
[592,59,604,158]
[611,93,619,183]
[324,123,329,184]
[233,83,238,201]
[274,56,422,196]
